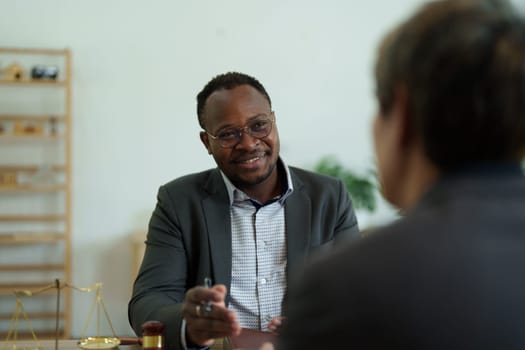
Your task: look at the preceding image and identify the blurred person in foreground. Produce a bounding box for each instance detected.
[280,0,525,349]
[128,72,360,350]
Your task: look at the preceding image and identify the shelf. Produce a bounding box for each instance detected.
[0,79,67,87]
[0,233,65,245]
[0,264,64,272]
[0,115,66,122]
[0,184,66,192]
[0,312,64,321]
[0,165,65,173]
[0,214,66,222]
[0,46,72,339]
[0,47,69,56]
[0,134,65,141]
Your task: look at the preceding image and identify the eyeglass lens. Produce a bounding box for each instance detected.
[217,117,272,147]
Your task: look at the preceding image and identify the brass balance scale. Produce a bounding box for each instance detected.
[2,279,122,350]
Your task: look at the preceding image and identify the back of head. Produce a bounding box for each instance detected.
[375,0,525,171]
[196,72,271,129]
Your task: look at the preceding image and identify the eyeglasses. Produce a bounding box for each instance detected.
[205,113,274,148]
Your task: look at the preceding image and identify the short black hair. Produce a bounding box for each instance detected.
[196,72,272,129]
[375,0,525,170]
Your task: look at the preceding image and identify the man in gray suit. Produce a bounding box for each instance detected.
[128,72,360,350]
[281,0,525,349]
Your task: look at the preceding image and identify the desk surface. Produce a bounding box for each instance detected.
[0,340,141,350]
[1,332,276,350]
[229,329,276,350]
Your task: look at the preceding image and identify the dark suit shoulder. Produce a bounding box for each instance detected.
[160,168,221,195]
[310,172,525,281]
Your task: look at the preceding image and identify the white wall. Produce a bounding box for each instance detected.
[3,0,522,338]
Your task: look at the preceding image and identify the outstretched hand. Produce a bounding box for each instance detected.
[182,284,241,347]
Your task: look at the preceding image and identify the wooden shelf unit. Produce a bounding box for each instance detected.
[0,79,67,86]
[0,233,65,245]
[0,264,65,272]
[0,184,66,192]
[0,214,66,222]
[0,135,65,141]
[0,47,72,339]
[0,164,66,172]
[0,47,68,56]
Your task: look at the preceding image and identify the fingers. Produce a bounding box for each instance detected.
[186,284,227,305]
[183,285,229,320]
[183,284,241,346]
[268,316,286,335]
[186,307,241,346]
[185,300,235,323]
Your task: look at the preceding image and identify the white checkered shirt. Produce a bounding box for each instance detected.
[220,160,293,330]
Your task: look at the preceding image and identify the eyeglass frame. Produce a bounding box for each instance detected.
[204,112,275,148]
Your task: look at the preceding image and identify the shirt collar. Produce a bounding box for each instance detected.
[220,157,294,206]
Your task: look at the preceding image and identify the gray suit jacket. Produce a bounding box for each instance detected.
[128,165,359,350]
[281,163,525,350]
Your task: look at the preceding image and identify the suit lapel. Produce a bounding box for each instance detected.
[285,170,311,279]
[202,170,232,290]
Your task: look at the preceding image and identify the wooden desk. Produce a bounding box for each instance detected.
[0,340,141,350]
[1,333,276,350]
[228,329,276,350]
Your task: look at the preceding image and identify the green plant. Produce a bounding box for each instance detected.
[314,156,377,212]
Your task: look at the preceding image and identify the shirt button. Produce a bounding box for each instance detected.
[261,278,267,285]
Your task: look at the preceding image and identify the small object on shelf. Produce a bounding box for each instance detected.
[49,116,58,135]
[0,172,17,187]
[31,65,58,80]
[30,164,56,185]
[4,63,25,81]
[0,122,5,134]
[13,121,44,136]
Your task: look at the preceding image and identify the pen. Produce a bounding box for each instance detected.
[203,277,213,314]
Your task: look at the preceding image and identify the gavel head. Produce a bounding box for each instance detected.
[141,321,165,350]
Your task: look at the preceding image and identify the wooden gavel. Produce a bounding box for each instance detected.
[119,321,165,349]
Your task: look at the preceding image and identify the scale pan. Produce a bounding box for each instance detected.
[77,337,120,349]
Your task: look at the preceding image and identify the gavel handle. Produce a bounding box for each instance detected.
[119,320,164,346]
[119,337,143,345]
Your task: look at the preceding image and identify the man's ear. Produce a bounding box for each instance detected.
[391,85,414,148]
[200,132,212,155]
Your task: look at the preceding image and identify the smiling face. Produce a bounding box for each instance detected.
[199,84,280,194]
